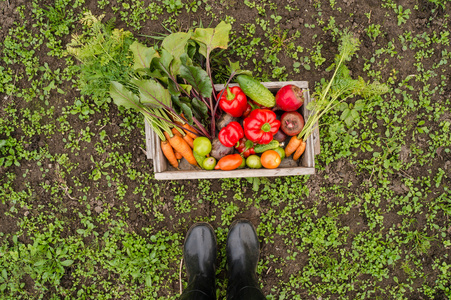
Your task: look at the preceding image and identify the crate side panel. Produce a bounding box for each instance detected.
[151,129,167,173]
[214,81,309,91]
[144,119,154,160]
[154,167,315,180]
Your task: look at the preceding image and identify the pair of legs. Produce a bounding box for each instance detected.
[180,219,266,300]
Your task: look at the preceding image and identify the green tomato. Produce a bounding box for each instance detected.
[193,151,206,168]
[274,147,286,160]
[193,137,212,156]
[238,156,246,169]
[246,155,262,169]
[202,157,217,170]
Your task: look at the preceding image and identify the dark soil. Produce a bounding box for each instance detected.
[1,0,451,298]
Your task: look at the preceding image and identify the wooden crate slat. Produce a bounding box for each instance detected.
[312,125,321,155]
[214,81,309,90]
[144,119,153,160]
[155,167,315,180]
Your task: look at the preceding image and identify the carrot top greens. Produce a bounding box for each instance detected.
[298,31,389,141]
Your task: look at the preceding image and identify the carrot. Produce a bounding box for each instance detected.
[174,150,183,160]
[183,134,194,149]
[164,131,171,141]
[160,140,178,168]
[285,136,303,157]
[183,123,198,139]
[292,140,306,161]
[164,132,198,166]
[171,128,183,137]
[172,127,194,148]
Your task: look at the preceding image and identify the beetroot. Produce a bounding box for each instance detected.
[280,111,304,136]
[273,129,287,142]
[274,85,304,111]
[210,138,234,160]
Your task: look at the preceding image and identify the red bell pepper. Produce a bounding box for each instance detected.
[242,103,252,118]
[235,138,255,158]
[218,86,248,117]
[243,109,280,144]
[218,121,244,147]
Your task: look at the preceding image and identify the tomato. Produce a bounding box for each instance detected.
[193,137,212,156]
[214,154,243,170]
[246,155,262,169]
[260,150,281,169]
[273,147,286,160]
[202,157,217,170]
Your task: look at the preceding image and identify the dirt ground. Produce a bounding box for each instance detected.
[1,0,451,299]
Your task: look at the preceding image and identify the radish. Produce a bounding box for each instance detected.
[274,85,304,111]
[280,111,304,136]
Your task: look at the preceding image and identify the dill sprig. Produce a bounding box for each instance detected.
[66,12,135,105]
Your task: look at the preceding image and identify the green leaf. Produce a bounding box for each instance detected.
[60,260,74,267]
[109,81,142,111]
[354,100,366,110]
[144,68,164,80]
[180,52,193,66]
[179,64,212,98]
[162,31,192,75]
[191,21,232,58]
[252,177,260,191]
[131,271,141,279]
[92,168,101,181]
[192,98,208,118]
[229,60,240,73]
[340,108,351,121]
[130,41,157,71]
[187,42,197,59]
[338,102,348,111]
[145,274,152,287]
[167,80,180,96]
[228,59,252,76]
[350,109,359,119]
[172,95,194,124]
[131,79,171,108]
[179,84,193,95]
[34,260,47,267]
[151,48,174,77]
[181,105,194,124]
[162,31,192,59]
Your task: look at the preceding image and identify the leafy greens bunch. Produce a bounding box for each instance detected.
[285,30,389,160]
[66,12,135,106]
[67,12,249,142]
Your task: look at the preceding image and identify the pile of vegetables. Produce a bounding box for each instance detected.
[198,78,307,171]
[67,13,388,172]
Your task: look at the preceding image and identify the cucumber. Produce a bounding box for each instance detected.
[254,140,280,153]
[236,75,276,108]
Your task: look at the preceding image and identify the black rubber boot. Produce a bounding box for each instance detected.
[226,219,266,300]
[180,223,217,300]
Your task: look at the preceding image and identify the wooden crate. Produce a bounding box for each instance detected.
[145,81,320,180]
